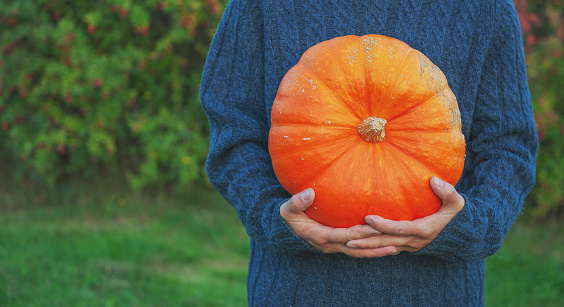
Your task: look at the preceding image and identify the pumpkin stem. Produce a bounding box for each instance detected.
[358,117,387,143]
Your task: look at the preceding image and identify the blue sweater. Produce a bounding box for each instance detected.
[200,0,538,306]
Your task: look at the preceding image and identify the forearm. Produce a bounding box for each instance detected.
[200,0,317,254]
[415,158,535,262]
[205,139,317,254]
[414,4,537,261]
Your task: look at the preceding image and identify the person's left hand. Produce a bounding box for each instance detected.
[346,177,465,255]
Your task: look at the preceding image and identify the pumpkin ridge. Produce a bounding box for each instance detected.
[297,136,374,194]
[383,135,461,183]
[297,40,370,121]
[365,140,415,219]
[385,87,458,128]
[269,123,361,171]
[357,35,377,116]
[371,47,413,117]
[383,89,441,123]
[358,34,391,117]
[290,134,363,193]
[273,71,363,127]
[372,49,449,123]
[374,141,439,218]
[302,71,368,122]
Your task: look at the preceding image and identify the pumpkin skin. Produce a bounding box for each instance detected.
[268,35,466,228]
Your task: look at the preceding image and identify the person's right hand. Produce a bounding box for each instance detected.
[280,188,398,258]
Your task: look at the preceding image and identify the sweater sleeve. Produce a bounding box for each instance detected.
[414,3,538,262]
[200,0,318,254]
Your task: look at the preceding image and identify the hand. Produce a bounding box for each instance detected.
[346,177,465,255]
[280,188,396,258]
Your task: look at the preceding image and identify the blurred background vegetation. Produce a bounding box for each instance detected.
[0,0,563,306]
[515,0,564,218]
[0,0,219,190]
[1,0,563,218]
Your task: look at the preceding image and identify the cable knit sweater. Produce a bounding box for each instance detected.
[200,0,538,306]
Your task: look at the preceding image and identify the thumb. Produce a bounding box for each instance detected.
[430,177,464,209]
[283,188,315,214]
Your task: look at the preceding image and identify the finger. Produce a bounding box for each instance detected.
[340,245,399,258]
[281,188,315,214]
[313,241,397,257]
[325,224,382,243]
[346,233,410,249]
[363,216,421,237]
[430,177,465,211]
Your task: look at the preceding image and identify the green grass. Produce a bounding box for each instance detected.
[1,181,563,306]
[485,216,564,306]
[0,181,250,306]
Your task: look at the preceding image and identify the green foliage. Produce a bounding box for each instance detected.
[0,0,223,188]
[2,0,563,220]
[514,0,564,218]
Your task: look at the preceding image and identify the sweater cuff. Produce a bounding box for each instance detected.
[268,199,321,254]
[412,194,495,262]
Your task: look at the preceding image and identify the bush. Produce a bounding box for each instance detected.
[0,0,223,189]
[514,0,564,218]
[2,1,563,218]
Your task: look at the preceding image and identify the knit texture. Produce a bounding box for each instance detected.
[200,0,538,306]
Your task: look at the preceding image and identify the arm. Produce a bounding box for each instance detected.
[201,1,379,255]
[347,4,538,262]
[200,0,315,254]
[415,4,537,262]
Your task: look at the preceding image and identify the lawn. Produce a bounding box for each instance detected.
[485,216,564,306]
[0,182,249,306]
[1,181,563,306]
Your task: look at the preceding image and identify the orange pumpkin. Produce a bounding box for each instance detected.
[269,35,466,228]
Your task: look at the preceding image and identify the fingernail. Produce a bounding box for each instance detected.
[300,189,312,202]
[364,215,379,225]
[347,242,358,248]
[366,228,381,235]
[432,177,444,188]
